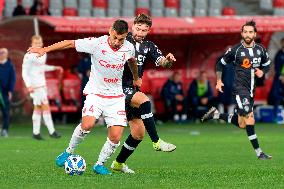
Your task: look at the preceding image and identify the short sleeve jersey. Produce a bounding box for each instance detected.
[75,35,135,96]
[122,32,164,87]
[220,42,271,97]
[22,53,50,88]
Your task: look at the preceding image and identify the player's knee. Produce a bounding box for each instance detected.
[245,118,255,125]
[131,131,144,140]
[108,133,121,144]
[239,123,246,129]
[132,92,149,106]
[81,122,94,131]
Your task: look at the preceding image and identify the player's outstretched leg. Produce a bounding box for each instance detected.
[201,107,240,128]
[153,138,176,152]
[139,100,176,152]
[55,123,90,167]
[201,107,219,122]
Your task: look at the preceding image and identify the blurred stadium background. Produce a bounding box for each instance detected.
[1,0,284,188]
[1,0,284,123]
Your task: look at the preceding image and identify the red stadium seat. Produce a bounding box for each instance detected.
[61,78,81,113]
[136,7,150,16]
[46,78,62,112]
[254,78,272,105]
[222,7,236,15]
[42,0,49,7]
[273,0,284,7]
[93,0,107,8]
[165,0,179,8]
[63,8,78,16]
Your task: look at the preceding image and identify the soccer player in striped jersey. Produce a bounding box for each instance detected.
[111,14,176,173]
[201,20,272,160]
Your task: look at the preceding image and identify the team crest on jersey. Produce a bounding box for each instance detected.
[124,88,133,95]
[241,52,245,56]
[244,105,249,112]
[144,48,149,54]
[257,50,261,55]
[242,98,249,106]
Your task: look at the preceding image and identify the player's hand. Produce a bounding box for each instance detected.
[216,80,224,93]
[8,92,12,101]
[201,97,208,105]
[166,53,176,62]
[133,78,142,88]
[27,87,34,93]
[175,94,184,101]
[255,68,264,78]
[162,53,176,68]
[56,66,64,74]
[27,47,46,57]
[279,76,284,84]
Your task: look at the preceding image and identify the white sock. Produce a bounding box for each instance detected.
[255,148,262,156]
[66,124,90,154]
[227,114,233,123]
[213,112,220,119]
[42,111,55,134]
[32,109,42,135]
[96,137,120,165]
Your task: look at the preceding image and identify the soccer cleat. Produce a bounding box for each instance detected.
[93,164,111,175]
[56,150,71,167]
[111,160,135,174]
[153,139,176,152]
[1,129,8,137]
[50,131,61,139]
[33,134,44,140]
[201,107,218,122]
[258,152,272,160]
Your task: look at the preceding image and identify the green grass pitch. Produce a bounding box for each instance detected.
[0,122,283,189]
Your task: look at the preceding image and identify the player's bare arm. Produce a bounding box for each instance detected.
[127,57,142,87]
[159,53,176,68]
[215,60,224,93]
[28,40,75,57]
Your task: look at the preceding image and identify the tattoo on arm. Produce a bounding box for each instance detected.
[128,58,139,80]
[216,71,222,81]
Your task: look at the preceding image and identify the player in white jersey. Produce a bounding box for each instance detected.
[22,35,62,140]
[28,20,141,175]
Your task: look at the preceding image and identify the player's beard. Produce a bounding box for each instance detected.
[243,37,254,45]
[133,34,145,42]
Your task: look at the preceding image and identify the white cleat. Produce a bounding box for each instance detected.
[111,160,135,174]
[153,139,176,152]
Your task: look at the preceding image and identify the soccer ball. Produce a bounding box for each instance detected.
[64,155,86,175]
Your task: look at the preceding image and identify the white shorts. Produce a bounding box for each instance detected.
[82,94,127,127]
[30,87,49,105]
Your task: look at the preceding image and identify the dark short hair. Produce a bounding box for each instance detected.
[242,20,257,32]
[134,13,152,27]
[112,20,129,35]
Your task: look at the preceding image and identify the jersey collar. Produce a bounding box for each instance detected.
[241,41,255,48]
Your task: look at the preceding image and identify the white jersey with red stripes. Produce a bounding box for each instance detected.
[22,53,56,88]
[75,35,135,96]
